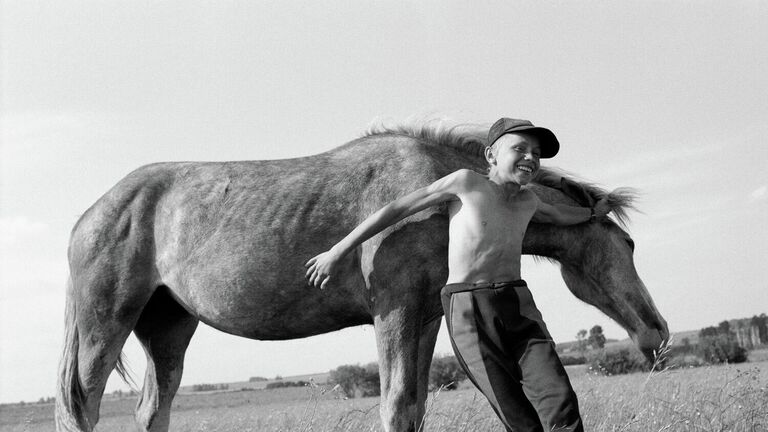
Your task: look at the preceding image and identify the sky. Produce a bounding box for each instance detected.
[1,1,767,404]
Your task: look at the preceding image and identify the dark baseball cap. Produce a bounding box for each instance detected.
[487,118,560,158]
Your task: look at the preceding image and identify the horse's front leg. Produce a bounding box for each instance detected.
[415,318,441,428]
[374,304,422,432]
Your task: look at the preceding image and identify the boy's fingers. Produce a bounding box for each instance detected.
[320,276,330,290]
[305,257,317,267]
[305,263,317,279]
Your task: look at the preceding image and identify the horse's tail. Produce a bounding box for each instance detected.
[55,276,89,432]
[55,276,137,431]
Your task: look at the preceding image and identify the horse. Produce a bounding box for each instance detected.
[56,121,668,432]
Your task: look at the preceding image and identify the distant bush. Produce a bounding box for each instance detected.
[668,353,706,369]
[559,355,587,366]
[588,349,648,375]
[330,363,380,398]
[192,383,229,392]
[698,334,748,364]
[429,355,467,390]
[265,380,308,389]
[249,376,268,382]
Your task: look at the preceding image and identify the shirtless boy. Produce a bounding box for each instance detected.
[306,118,611,431]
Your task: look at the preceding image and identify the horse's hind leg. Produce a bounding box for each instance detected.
[58,272,154,432]
[133,287,198,432]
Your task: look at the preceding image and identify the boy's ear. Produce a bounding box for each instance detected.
[484,146,496,165]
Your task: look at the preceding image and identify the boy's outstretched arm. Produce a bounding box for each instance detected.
[305,169,471,289]
[531,194,611,226]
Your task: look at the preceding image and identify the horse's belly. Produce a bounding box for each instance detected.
[161,262,372,340]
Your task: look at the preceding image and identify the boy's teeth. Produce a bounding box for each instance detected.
[517,166,532,172]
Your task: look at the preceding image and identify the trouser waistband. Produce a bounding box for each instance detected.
[441,279,527,296]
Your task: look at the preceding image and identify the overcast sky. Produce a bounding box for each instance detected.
[2,1,767,404]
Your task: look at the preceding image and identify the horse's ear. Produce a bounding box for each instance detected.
[559,177,596,207]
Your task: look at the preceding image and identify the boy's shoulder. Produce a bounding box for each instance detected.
[449,169,487,186]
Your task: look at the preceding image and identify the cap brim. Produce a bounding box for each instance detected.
[499,126,560,158]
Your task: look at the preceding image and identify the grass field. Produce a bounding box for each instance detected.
[3,359,767,432]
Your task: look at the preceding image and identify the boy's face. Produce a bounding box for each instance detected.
[486,133,541,185]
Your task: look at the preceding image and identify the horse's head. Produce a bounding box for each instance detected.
[557,221,669,362]
[525,170,669,362]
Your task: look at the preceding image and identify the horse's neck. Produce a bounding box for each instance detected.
[522,222,588,263]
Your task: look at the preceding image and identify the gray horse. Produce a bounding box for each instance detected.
[56,122,668,432]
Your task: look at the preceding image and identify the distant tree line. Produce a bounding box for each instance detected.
[555,314,768,376]
[701,315,767,350]
[110,389,135,397]
[265,380,309,389]
[192,383,229,392]
[694,319,751,364]
[200,315,768,395]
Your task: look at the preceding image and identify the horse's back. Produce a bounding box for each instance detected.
[68,135,461,339]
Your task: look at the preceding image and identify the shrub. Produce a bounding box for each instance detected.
[588,349,648,375]
[559,355,587,366]
[698,334,748,364]
[429,355,467,390]
[329,363,380,398]
[668,353,706,369]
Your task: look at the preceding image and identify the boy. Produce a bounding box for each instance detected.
[306,118,610,431]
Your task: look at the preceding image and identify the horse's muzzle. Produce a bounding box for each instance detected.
[633,323,670,363]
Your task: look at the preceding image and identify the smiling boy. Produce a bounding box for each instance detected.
[306,118,610,431]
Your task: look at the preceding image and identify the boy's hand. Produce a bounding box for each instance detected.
[594,197,611,219]
[305,250,339,290]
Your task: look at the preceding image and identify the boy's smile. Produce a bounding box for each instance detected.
[486,133,541,186]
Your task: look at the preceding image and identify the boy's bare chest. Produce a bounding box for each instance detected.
[449,189,537,233]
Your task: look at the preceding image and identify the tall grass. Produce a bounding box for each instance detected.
[3,361,766,431]
[418,361,767,432]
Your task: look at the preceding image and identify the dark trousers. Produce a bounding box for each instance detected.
[441,280,583,432]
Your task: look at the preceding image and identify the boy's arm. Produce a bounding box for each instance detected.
[305,169,472,289]
[531,193,611,226]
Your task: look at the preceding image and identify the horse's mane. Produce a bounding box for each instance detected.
[533,168,638,228]
[365,118,489,158]
[364,119,638,227]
